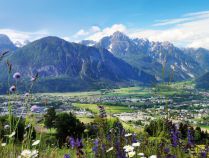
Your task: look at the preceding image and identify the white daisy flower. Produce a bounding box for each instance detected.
[127,151,136,158]
[20,149,38,158]
[123,145,134,152]
[31,150,38,158]
[32,140,40,146]
[21,150,32,157]
[8,131,15,138]
[1,143,6,147]
[106,147,113,153]
[132,142,140,147]
[124,133,132,137]
[138,153,145,156]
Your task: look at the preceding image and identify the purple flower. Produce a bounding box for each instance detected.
[68,137,84,156]
[31,77,36,81]
[107,133,111,141]
[187,129,193,146]
[92,139,99,153]
[76,138,83,148]
[132,133,138,143]
[23,93,30,97]
[13,72,21,79]
[166,155,176,158]
[9,85,16,92]
[64,154,70,158]
[115,140,126,158]
[164,148,170,154]
[69,137,75,149]
[30,105,40,112]
[200,151,207,158]
[102,144,106,154]
[31,73,38,82]
[171,128,179,147]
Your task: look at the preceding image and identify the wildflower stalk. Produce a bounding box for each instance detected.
[7,64,13,143]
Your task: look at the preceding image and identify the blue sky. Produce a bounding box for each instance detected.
[1,0,209,48]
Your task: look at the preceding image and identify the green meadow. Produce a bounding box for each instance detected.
[73,103,133,114]
[39,81,194,98]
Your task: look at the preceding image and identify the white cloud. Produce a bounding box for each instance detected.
[72,24,126,41]
[90,26,101,32]
[187,38,209,48]
[3,10,209,49]
[73,25,101,40]
[129,28,195,45]
[87,24,127,41]
[184,10,209,17]
[0,29,48,45]
[153,18,191,26]
[73,10,209,49]
[75,29,89,37]
[62,36,71,42]
[130,10,209,49]
[153,10,209,26]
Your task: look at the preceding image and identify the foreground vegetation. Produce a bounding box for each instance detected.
[0,52,209,158]
[0,108,208,158]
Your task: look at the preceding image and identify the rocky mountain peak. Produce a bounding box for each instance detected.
[111,31,129,41]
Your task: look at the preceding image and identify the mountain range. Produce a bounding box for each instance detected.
[0,36,156,93]
[0,32,209,92]
[82,31,205,81]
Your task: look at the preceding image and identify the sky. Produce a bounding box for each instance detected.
[1,0,209,48]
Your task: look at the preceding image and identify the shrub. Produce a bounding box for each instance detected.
[55,112,85,146]
[44,107,56,129]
